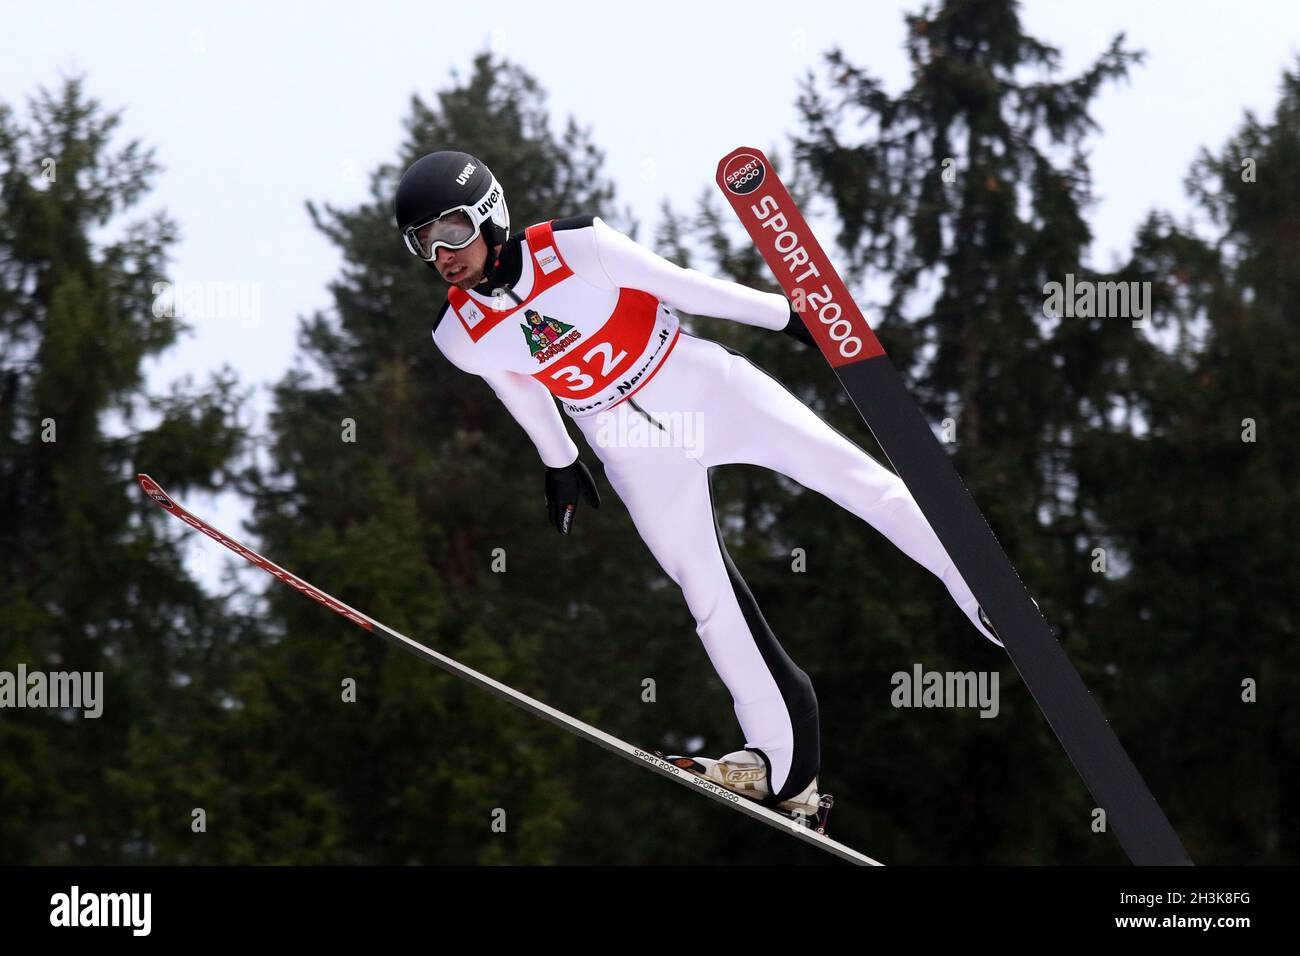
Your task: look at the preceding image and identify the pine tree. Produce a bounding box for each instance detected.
[1076,63,1300,863]
[0,77,248,862]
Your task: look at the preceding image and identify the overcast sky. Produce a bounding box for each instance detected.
[4,0,1297,583]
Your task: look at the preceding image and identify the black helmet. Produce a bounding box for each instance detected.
[395,150,510,264]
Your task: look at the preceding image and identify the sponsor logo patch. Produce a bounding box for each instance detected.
[459,299,486,329]
[534,245,562,274]
[521,308,578,360]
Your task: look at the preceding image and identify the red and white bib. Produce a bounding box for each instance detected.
[445,220,681,417]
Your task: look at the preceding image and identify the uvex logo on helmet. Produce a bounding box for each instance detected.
[477,186,501,216]
[455,161,477,186]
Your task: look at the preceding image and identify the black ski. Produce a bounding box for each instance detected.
[716,146,1190,866]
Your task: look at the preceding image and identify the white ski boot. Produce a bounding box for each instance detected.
[658,749,827,828]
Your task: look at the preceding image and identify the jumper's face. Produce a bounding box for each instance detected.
[426,225,488,290]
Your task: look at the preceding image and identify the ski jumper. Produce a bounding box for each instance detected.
[432,215,999,802]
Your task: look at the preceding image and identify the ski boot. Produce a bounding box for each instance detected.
[656,748,834,833]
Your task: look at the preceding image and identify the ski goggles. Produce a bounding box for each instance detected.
[402,208,480,261]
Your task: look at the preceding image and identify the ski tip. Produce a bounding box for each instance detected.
[717,148,784,203]
[136,474,172,509]
[716,145,767,182]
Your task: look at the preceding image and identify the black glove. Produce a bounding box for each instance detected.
[782,298,818,349]
[544,457,601,535]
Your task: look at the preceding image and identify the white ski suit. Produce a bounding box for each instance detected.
[433,215,998,802]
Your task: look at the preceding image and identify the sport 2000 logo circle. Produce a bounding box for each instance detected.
[722,153,765,195]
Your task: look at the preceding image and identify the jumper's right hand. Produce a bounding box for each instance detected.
[544,457,601,534]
